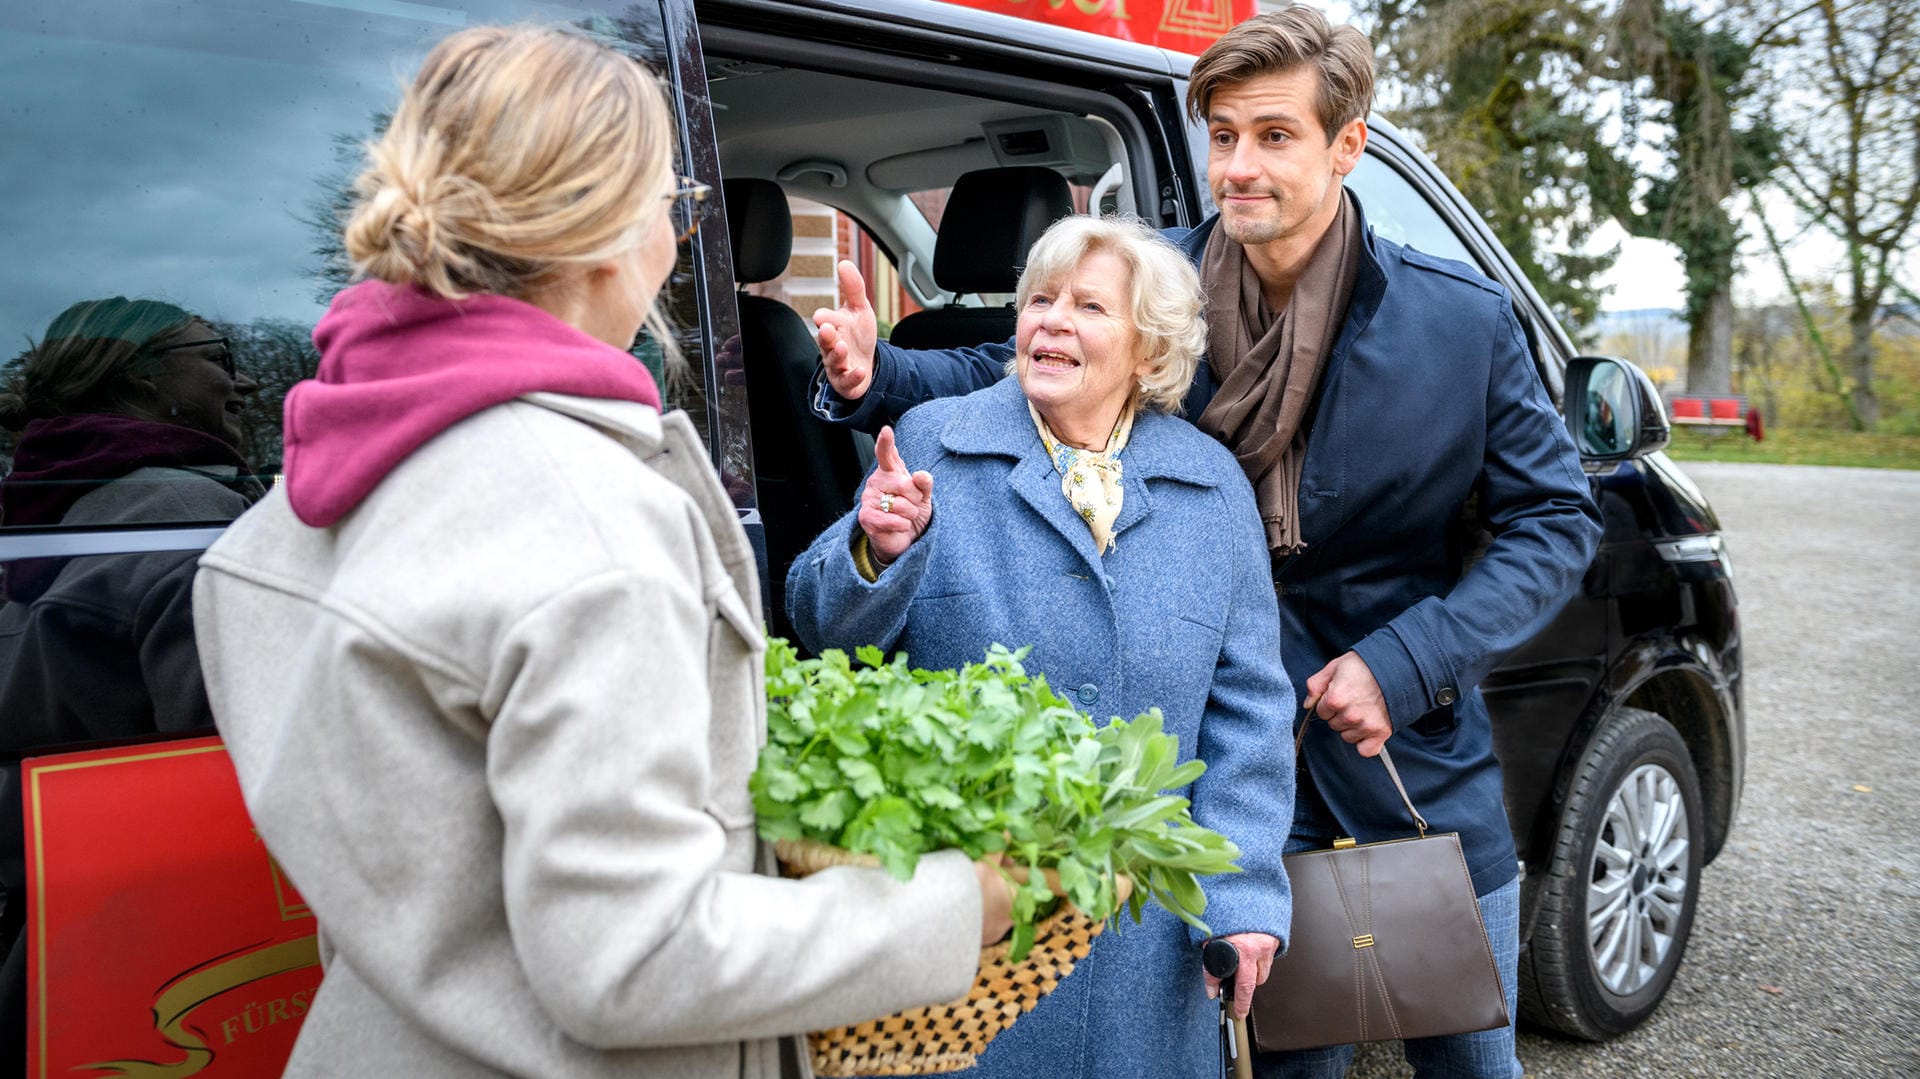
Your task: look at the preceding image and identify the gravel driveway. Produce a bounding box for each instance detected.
[1348,461,1920,1078]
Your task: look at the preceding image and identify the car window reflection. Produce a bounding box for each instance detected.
[0,299,268,537]
[1582,364,1632,455]
[1345,155,1479,268]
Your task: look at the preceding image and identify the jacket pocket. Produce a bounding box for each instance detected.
[902,591,982,641]
[1159,617,1224,743]
[1408,703,1458,743]
[705,586,765,832]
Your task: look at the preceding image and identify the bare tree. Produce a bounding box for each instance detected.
[211,317,322,472]
[1767,0,1920,427]
[1588,0,1777,396]
[1363,0,1617,335]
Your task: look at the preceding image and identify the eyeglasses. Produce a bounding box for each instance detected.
[147,335,236,377]
[665,176,713,244]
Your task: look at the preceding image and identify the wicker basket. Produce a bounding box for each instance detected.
[775,838,1131,1076]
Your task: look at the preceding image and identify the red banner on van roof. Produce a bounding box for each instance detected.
[943,0,1255,54]
[24,737,320,1078]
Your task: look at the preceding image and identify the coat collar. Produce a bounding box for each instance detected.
[1173,190,1390,301]
[521,393,761,611]
[521,392,665,453]
[938,378,1225,566]
[1174,193,1390,425]
[939,377,1220,486]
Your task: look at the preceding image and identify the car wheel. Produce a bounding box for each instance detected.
[1520,706,1704,1039]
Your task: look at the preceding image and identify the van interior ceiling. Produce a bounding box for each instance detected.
[704,57,1129,307]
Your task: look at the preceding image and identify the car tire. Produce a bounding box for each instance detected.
[1520,706,1704,1039]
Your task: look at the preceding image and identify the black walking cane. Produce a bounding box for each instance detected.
[1203,938,1255,1079]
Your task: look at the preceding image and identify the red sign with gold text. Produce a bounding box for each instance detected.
[23,737,320,1078]
[941,0,1255,53]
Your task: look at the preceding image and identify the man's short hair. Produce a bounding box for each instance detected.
[1186,5,1376,141]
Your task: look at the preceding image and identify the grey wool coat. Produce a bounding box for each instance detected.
[786,376,1298,1079]
[194,395,983,1078]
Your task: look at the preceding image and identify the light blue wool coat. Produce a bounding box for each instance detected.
[786,375,1297,1079]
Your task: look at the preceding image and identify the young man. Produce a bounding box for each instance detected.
[807,7,1601,1076]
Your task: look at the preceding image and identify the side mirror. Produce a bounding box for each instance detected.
[1563,356,1670,462]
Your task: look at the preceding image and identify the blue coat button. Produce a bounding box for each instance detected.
[1436,686,1458,706]
[1078,683,1099,705]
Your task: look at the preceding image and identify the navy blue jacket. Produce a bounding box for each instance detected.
[811,206,1602,895]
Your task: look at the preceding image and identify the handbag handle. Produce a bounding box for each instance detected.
[1294,699,1429,837]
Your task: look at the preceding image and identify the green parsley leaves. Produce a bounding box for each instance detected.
[751,640,1243,960]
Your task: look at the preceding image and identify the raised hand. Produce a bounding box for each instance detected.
[812,259,879,400]
[858,425,934,566]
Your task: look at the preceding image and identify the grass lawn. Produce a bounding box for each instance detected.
[1661,427,1920,469]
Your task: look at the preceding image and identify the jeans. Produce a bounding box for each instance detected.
[1255,788,1524,1079]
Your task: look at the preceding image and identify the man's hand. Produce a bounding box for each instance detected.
[812,260,879,401]
[1306,652,1393,757]
[1203,932,1280,1021]
[857,426,934,566]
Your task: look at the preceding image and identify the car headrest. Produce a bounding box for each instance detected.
[723,178,794,285]
[933,167,1074,295]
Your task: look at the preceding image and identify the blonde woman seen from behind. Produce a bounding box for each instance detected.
[192,26,1008,1078]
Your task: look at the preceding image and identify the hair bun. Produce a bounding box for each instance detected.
[345,152,446,285]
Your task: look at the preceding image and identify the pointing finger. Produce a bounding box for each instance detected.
[873,426,909,476]
[835,260,870,313]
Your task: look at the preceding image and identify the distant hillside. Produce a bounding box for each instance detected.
[1594,308,1686,340]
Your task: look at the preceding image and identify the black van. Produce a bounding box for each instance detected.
[0,0,1741,1064]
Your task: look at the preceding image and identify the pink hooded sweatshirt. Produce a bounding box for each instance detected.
[285,280,662,527]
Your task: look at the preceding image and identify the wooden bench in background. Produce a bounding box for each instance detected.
[1669,393,1762,440]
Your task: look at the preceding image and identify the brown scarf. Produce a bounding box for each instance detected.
[1195,191,1363,555]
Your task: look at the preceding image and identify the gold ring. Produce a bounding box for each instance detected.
[879,494,894,513]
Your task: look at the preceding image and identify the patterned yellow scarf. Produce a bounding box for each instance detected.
[1029,401,1134,556]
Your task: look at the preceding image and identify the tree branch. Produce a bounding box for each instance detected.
[1755,192,1865,429]
[1776,154,1846,227]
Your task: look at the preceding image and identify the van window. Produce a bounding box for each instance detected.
[1345,154,1479,269]
[0,0,712,534]
[0,0,724,899]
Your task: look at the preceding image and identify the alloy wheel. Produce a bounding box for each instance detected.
[1585,762,1691,996]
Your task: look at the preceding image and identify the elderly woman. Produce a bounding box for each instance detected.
[191,25,1008,1077]
[786,215,1296,1078]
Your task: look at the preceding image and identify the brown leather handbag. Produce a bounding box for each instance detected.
[1246,713,1510,1052]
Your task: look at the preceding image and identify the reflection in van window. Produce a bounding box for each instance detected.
[1345,154,1479,268]
[0,0,699,513]
[0,299,265,534]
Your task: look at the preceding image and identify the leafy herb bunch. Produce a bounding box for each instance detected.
[751,639,1243,960]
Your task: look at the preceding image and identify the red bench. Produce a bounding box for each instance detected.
[1669,394,1761,439]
